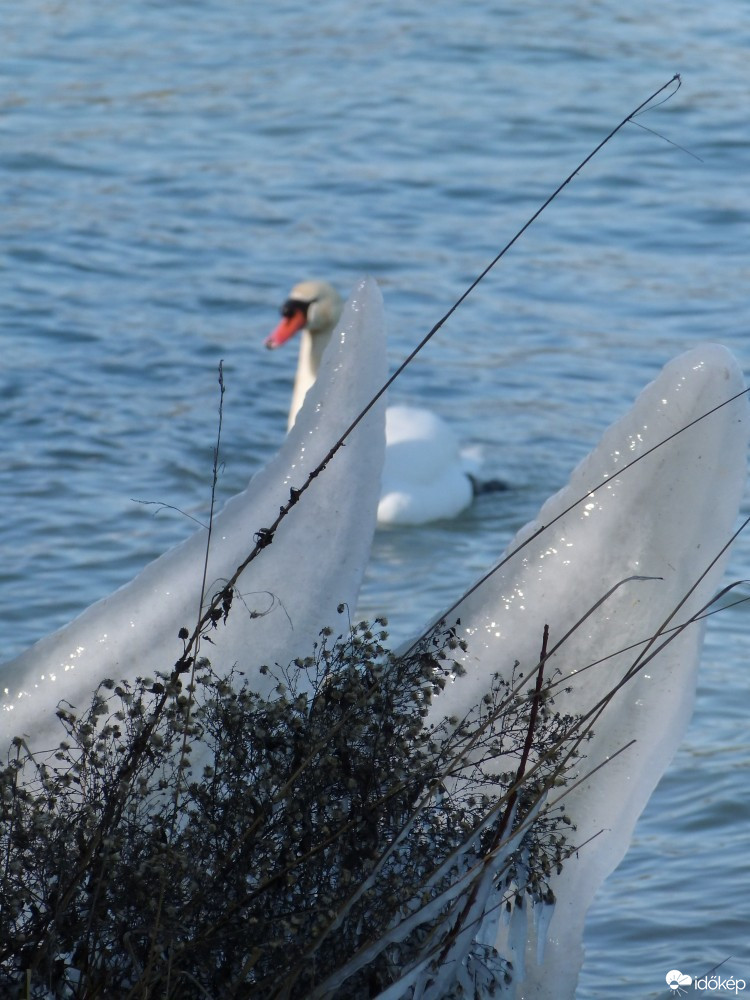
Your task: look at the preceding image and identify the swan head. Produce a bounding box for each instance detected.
[265,280,343,350]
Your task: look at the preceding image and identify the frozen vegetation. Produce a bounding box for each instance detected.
[1,280,747,997]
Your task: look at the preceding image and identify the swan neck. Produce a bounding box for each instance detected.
[288,328,332,429]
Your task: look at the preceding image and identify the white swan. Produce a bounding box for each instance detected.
[265,279,491,526]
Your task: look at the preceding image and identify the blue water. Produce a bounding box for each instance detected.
[2,1,749,995]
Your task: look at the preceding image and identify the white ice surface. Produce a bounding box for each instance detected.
[0,278,386,751]
[2,278,747,1000]
[424,344,748,998]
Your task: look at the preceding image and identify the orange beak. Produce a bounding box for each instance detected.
[265,305,307,349]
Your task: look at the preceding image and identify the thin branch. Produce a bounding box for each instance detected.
[129,498,208,529]
[180,77,693,673]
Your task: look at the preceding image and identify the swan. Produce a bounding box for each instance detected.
[265,279,498,526]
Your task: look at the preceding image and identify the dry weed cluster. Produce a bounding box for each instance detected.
[1,613,584,999]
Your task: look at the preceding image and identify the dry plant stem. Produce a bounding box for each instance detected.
[530,549,750,806]
[522,616,681,832]
[130,498,208,530]
[305,799,527,999]
[312,714,620,1000]
[0,741,23,928]
[435,575,656,795]
[177,75,685,670]
[272,727,543,996]
[499,624,549,839]
[548,740,636,816]
[230,570,659,955]
[175,360,226,808]
[312,737,635,1000]
[20,368,229,982]
[301,619,630,1000]
[436,559,717,855]
[434,625,550,970]
[551,579,750,683]
[140,363,226,998]
[162,765,437,965]
[402,382,750,659]
[320,75,683,453]
[618,513,750,687]
[123,81,734,836]
[559,513,750,723]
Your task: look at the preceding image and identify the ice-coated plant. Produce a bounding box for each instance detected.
[2,78,746,1000]
[0,611,586,999]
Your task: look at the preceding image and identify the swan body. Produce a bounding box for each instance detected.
[379,405,473,523]
[266,280,476,526]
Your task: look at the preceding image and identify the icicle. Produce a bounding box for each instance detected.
[0,279,387,751]
[532,899,555,969]
[423,344,748,998]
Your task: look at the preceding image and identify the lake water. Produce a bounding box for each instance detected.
[2,1,749,995]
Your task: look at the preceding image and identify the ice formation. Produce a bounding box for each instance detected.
[429,343,748,998]
[2,274,747,999]
[0,278,386,750]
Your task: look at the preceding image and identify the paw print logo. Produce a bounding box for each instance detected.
[666,970,692,995]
